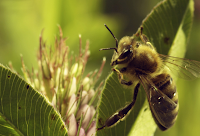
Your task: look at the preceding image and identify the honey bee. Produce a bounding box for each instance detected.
[98,24,200,131]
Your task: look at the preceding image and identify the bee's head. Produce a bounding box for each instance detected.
[100,24,140,66]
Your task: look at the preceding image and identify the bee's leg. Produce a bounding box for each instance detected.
[133,83,140,100]
[97,83,140,131]
[119,83,140,118]
[112,68,132,86]
[97,113,120,131]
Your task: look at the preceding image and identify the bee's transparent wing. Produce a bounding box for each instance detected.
[139,75,178,130]
[159,54,200,80]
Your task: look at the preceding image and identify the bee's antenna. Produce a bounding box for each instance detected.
[99,47,118,53]
[104,24,118,48]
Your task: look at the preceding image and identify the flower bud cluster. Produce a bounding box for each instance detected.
[19,27,105,136]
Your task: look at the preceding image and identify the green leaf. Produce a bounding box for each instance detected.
[142,0,194,56]
[0,64,68,136]
[96,0,194,135]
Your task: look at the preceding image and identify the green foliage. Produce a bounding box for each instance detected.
[96,0,194,135]
[0,64,68,136]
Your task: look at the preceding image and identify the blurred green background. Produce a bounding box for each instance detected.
[0,0,200,135]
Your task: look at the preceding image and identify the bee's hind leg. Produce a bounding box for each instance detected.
[112,68,133,86]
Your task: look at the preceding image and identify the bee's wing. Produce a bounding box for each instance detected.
[159,54,200,80]
[139,75,178,130]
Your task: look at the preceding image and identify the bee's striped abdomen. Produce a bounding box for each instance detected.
[150,73,179,131]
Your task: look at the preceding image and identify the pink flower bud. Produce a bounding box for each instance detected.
[86,121,96,136]
[76,104,92,129]
[88,89,95,101]
[90,106,95,118]
[68,114,77,136]
[78,127,85,136]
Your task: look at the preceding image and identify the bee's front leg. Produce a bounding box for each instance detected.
[112,68,133,86]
